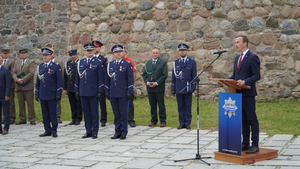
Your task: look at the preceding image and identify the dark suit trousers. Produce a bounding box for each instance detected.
[176,94,192,126]
[242,96,259,147]
[128,99,135,123]
[0,99,10,131]
[67,92,82,122]
[99,95,107,123]
[81,96,99,134]
[17,90,35,123]
[57,100,61,120]
[40,100,58,134]
[148,92,166,124]
[110,97,128,135]
[9,88,15,122]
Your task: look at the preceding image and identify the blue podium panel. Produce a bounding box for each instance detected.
[218,92,242,156]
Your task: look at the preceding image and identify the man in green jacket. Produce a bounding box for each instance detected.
[142,48,168,127]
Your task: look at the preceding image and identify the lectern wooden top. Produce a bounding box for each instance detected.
[210,78,250,93]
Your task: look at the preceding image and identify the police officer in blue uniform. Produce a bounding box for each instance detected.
[35,48,63,137]
[75,43,105,139]
[106,45,134,140]
[171,43,197,130]
[92,40,108,127]
[63,50,82,125]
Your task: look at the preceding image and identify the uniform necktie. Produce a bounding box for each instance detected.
[3,59,6,64]
[152,60,156,69]
[116,61,119,66]
[182,58,185,64]
[21,60,25,69]
[238,53,243,70]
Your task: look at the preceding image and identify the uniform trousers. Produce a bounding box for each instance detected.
[99,95,107,123]
[81,96,99,134]
[57,100,61,120]
[17,90,35,123]
[148,92,166,125]
[176,93,192,126]
[242,96,259,147]
[9,88,15,122]
[0,99,10,131]
[67,92,82,122]
[40,100,58,134]
[110,97,128,135]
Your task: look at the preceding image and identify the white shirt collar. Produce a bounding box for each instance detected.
[181,56,187,62]
[22,58,28,63]
[152,58,158,62]
[52,58,55,62]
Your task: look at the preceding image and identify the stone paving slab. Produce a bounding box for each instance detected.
[0,122,298,168]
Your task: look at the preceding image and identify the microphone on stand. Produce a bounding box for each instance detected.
[213,49,229,54]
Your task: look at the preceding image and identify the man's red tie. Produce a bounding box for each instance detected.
[238,53,243,70]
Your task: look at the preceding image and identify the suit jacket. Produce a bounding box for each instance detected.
[63,59,78,93]
[171,57,197,94]
[75,57,104,97]
[142,58,168,93]
[12,59,36,91]
[35,61,63,100]
[3,58,15,88]
[0,66,11,99]
[229,50,260,97]
[105,59,134,98]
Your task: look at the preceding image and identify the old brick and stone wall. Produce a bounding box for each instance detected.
[3,0,300,100]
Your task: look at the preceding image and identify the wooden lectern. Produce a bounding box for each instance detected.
[210,78,250,93]
[210,78,278,165]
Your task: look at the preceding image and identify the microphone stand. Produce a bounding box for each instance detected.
[174,53,223,165]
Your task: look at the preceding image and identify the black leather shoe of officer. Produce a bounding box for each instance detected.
[186,125,191,129]
[101,122,106,127]
[82,133,92,138]
[177,125,185,129]
[246,146,259,154]
[52,133,58,137]
[75,121,80,125]
[120,135,126,140]
[242,144,250,151]
[92,134,97,139]
[39,132,51,137]
[111,134,121,139]
[69,121,76,125]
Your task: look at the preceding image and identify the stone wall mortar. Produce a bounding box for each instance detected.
[4,0,300,100]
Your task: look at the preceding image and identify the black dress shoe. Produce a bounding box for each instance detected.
[242,144,250,151]
[120,134,126,140]
[58,120,62,123]
[75,121,80,125]
[101,122,106,127]
[30,122,36,125]
[177,125,185,129]
[82,133,92,138]
[39,132,51,137]
[10,121,14,124]
[52,133,58,137]
[15,121,26,125]
[69,121,75,125]
[129,122,136,127]
[246,146,259,154]
[111,134,121,139]
[186,125,191,129]
[92,134,97,139]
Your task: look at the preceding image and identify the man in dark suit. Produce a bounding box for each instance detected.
[63,50,82,125]
[35,48,63,138]
[92,40,108,127]
[142,48,168,127]
[2,49,15,124]
[229,35,261,154]
[171,43,197,130]
[75,43,105,139]
[106,45,134,140]
[12,49,36,125]
[0,55,11,135]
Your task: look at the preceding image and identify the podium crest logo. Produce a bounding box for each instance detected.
[223,97,237,118]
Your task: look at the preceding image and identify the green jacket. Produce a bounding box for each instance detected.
[142,58,168,93]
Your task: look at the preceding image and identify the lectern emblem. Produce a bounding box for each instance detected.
[223,97,237,118]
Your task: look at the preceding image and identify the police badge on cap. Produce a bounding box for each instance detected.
[178,43,189,51]
[92,40,103,47]
[111,44,123,53]
[68,49,77,57]
[41,48,53,55]
[84,43,95,51]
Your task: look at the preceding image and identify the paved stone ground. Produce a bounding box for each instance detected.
[0,122,299,169]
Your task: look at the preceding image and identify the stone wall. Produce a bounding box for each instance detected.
[3,0,300,100]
